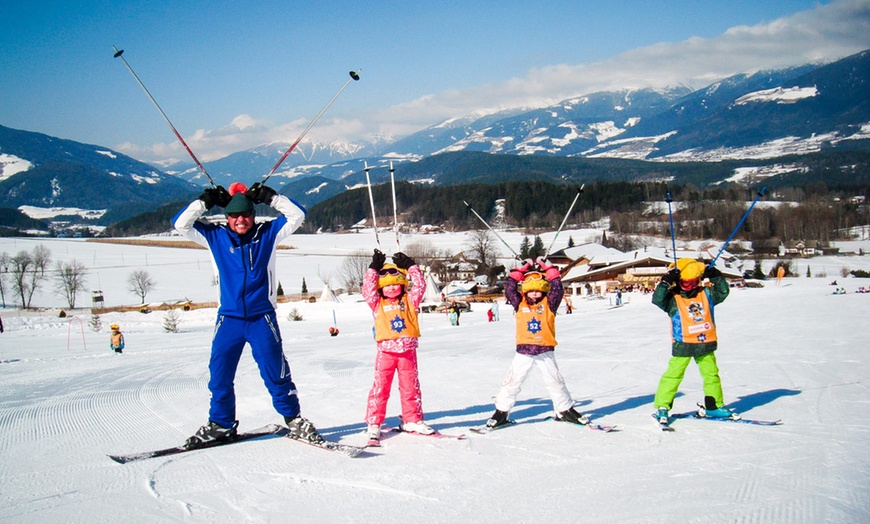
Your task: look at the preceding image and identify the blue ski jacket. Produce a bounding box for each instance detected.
[172,195,306,319]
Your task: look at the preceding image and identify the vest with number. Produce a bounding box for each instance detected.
[515,299,557,346]
[373,294,421,341]
[673,291,718,344]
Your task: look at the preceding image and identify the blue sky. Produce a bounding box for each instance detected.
[2,0,869,165]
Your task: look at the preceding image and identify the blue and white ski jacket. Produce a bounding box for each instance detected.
[172,195,305,319]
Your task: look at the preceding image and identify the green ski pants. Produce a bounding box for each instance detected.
[654,352,724,410]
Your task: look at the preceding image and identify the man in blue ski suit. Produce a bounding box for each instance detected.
[172,181,324,447]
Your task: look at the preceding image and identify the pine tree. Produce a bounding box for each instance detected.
[277,281,284,296]
[301,278,308,294]
[519,237,531,259]
[806,266,812,278]
[567,236,575,248]
[531,236,544,259]
[163,308,181,333]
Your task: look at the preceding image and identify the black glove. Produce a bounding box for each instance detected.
[703,266,722,279]
[369,249,386,270]
[199,186,231,210]
[247,183,278,205]
[661,268,681,285]
[393,252,415,269]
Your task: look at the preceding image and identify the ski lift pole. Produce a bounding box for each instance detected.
[390,161,400,247]
[364,161,381,247]
[462,200,520,260]
[112,46,216,187]
[545,185,584,257]
[262,70,361,184]
[666,192,677,264]
[709,186,767,268]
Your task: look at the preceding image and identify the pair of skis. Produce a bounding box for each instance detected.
[108,424,366,463]
[366,426,466,447]
[654,407,782,432]
[469,417,618,434]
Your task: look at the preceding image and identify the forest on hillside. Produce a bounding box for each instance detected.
[302,179,870,244]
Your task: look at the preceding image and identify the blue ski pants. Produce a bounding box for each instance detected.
[207,313,300,427]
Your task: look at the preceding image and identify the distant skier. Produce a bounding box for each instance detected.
[653,258,737,424]
[485,257,588,429]
[109,324,124,354]
[362,249,433,443]
[172,181,326,448]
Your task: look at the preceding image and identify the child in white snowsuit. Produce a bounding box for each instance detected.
[362,249,432,442]
[485,257,587,428]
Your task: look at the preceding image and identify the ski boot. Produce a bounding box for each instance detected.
[184,420,238,449]
[486,409,511,429]
[285,415,326,444]
[366,425,381,441]
[697,404,741,420]
[556,407,590,425]
[401,420,436,435]
[656,407,670,425]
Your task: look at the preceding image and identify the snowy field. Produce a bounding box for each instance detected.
[1,232,870,523]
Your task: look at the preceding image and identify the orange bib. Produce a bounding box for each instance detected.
[373,295,420,341]
[674,292,718,344]
[515,299,557,346]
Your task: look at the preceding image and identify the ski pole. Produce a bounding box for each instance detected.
[390,161,400,247]
[666,192,677,264]
[462,200,520,259]
[112,46,216,187]
[709,186,767,268]
[262,70,361,184]
[545,185,584,257]
[364,161,381,247]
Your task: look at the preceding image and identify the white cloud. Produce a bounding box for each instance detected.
[124,0,870,164]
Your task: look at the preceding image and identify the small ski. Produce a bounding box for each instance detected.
[549,416,619,432]
[386,426,466,440]
[469,420,517,434]
[108,424,285,464]
[285,434,367,458]
[670,411,782,426]
[366,438,382,448]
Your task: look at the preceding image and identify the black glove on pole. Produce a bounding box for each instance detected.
[392,252,415,269]
[200,186,230,209]
[370,249,386,270]
[248,183,278,205]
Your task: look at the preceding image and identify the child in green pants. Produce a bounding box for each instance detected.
[652,258,737,421]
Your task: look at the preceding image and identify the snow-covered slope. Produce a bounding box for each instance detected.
[1,233,869,522]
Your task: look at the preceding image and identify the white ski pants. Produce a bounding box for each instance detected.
[494,352,574,414]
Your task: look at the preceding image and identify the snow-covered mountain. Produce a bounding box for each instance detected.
[0,125,198,217]
[382,50,870,162]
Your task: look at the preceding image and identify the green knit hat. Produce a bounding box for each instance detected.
[225,192,254,214]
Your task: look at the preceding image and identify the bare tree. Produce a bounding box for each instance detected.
[54,259,88,309]
[402,239,448,269]
[465,229,500,268]
[9,245,51,308]
[0,252,10,307]
[336,250,370,293]
[128,269,155,304]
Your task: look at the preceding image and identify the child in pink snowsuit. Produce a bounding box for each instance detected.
[362,249,432,442]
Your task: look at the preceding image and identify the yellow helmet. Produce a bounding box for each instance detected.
[669,258,705,280]
[377,263,408,289]
[521,271,551,294]
[110,324,120,330]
